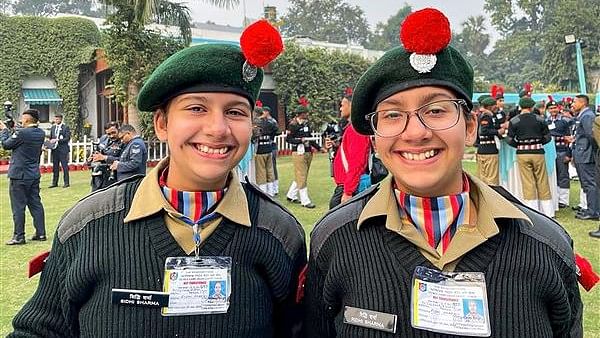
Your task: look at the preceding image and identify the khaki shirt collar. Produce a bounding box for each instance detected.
[124,157,251,227]
[357,172,531,270]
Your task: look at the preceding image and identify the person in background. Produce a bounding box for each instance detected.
[546,97,574,208]
[0,109,46,245]
[286,97,324,208]
[327,87,371,209]
[254,103,279,195]
[90,121,123,190]
[571,94,599,221]
[476,97,504,186]
[48,114,71,188]
[110,124,147,181]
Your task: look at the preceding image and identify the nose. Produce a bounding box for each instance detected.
[205,111,230,137]
[400,113,431,141]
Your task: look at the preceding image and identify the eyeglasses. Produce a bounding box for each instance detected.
[366,99,468,138]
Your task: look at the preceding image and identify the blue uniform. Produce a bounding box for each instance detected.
[49,123,71,186]
[573,107,598,217]
[1,126,46,240]
[547,115,574,190]
[116,136,147,181]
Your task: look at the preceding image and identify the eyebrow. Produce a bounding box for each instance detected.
[380,92,455,108]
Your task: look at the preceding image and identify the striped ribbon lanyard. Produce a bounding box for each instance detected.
[186,212,220,257]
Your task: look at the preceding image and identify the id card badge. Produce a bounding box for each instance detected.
[496,113,503,120]
[162,256,232,316]
[548,122,556,130]
[297,143,305,155]
[410,266,491,337]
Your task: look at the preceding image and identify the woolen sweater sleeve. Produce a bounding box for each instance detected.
[9,237,78,338]
[342,126,371,195]
[273,240,307,338]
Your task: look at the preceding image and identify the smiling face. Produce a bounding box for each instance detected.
[373,86,477,197]
[154,92,253,191]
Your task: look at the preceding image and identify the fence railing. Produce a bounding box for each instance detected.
[40,132,324,165]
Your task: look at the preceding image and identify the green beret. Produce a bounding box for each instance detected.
[294,105,309,114]
[519,97,536,109]
[262,106,271,113]
[137,44,263,112]
[480,97,497,107]
[477,94,492,105]
[351,45,474,135]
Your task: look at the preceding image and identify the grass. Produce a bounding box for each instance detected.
[0,154,598,336]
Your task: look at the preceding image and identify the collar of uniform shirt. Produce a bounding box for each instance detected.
[124,157,250,227]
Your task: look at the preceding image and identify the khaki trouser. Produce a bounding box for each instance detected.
[476,154,499,186]
[255,153,275,185]
[517,154,551,200]
[292,152,313,189]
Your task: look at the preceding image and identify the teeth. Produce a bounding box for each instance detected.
[401,150,437,161]
[196,144,228,154]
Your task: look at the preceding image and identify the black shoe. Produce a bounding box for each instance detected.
[48,184,58,188]
[63,184,70,188]
[575,213,599,221]
[286,197,301,204]
[302,203,316,209]
[589,230,600,238]
[558,203,568,209]
[6,238,26,245]
[571,205,582,211]
[31,235,47,241]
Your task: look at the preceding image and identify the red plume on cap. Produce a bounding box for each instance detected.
[344,87,353,97]
[255,100,263,108]
[298,96,309,107]
[523,82,532,95]
[491,85,498,99]
[575,254,599,291]
[400,8,451,54]
[240,20,283,67]
[491,84,504,99]
[547,95,554,102]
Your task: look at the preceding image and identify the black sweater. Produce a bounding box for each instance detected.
[305,186,582,338]
[477,113,500,155]
[507,112,551,155]
[10,177,306,338]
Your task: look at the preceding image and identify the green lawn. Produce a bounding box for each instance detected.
[0,155,598,335]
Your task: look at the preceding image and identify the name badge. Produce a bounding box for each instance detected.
[343,306,397,333]
[496,113,503,120]
[548,122,556,130]
[411,266,491,337]
[162,256,232,316]
[112,288,169,308]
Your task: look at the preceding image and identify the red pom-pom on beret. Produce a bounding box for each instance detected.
[400,8,451,54]
[240,20,284,68]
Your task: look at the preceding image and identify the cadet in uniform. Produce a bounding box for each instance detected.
[304,8,582,337]
[10,20,306,338]
[476,97,504,185]
[286,98,323,208]
[0,109,46,245]
[254,104,279,195]
[507,96,553,215]
[546,97,574,208]
[110,124,147,181]
[264,106,281,195]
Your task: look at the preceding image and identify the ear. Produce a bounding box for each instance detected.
[464,114,477,146]
[153,109,168,142]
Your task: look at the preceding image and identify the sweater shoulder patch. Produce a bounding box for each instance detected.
[57,178,141,243]
[245,182,306,259]
[310,187,375,258]
[489,185,575,270]
[514,205,576,270]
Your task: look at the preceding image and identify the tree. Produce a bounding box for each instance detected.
[367,4,411,51]
[13,0,104,17]
[280,0,371,46]
[99,0,238,131]
[271,42,371,128]
[451,15,491,79]
[484,0,600,91]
